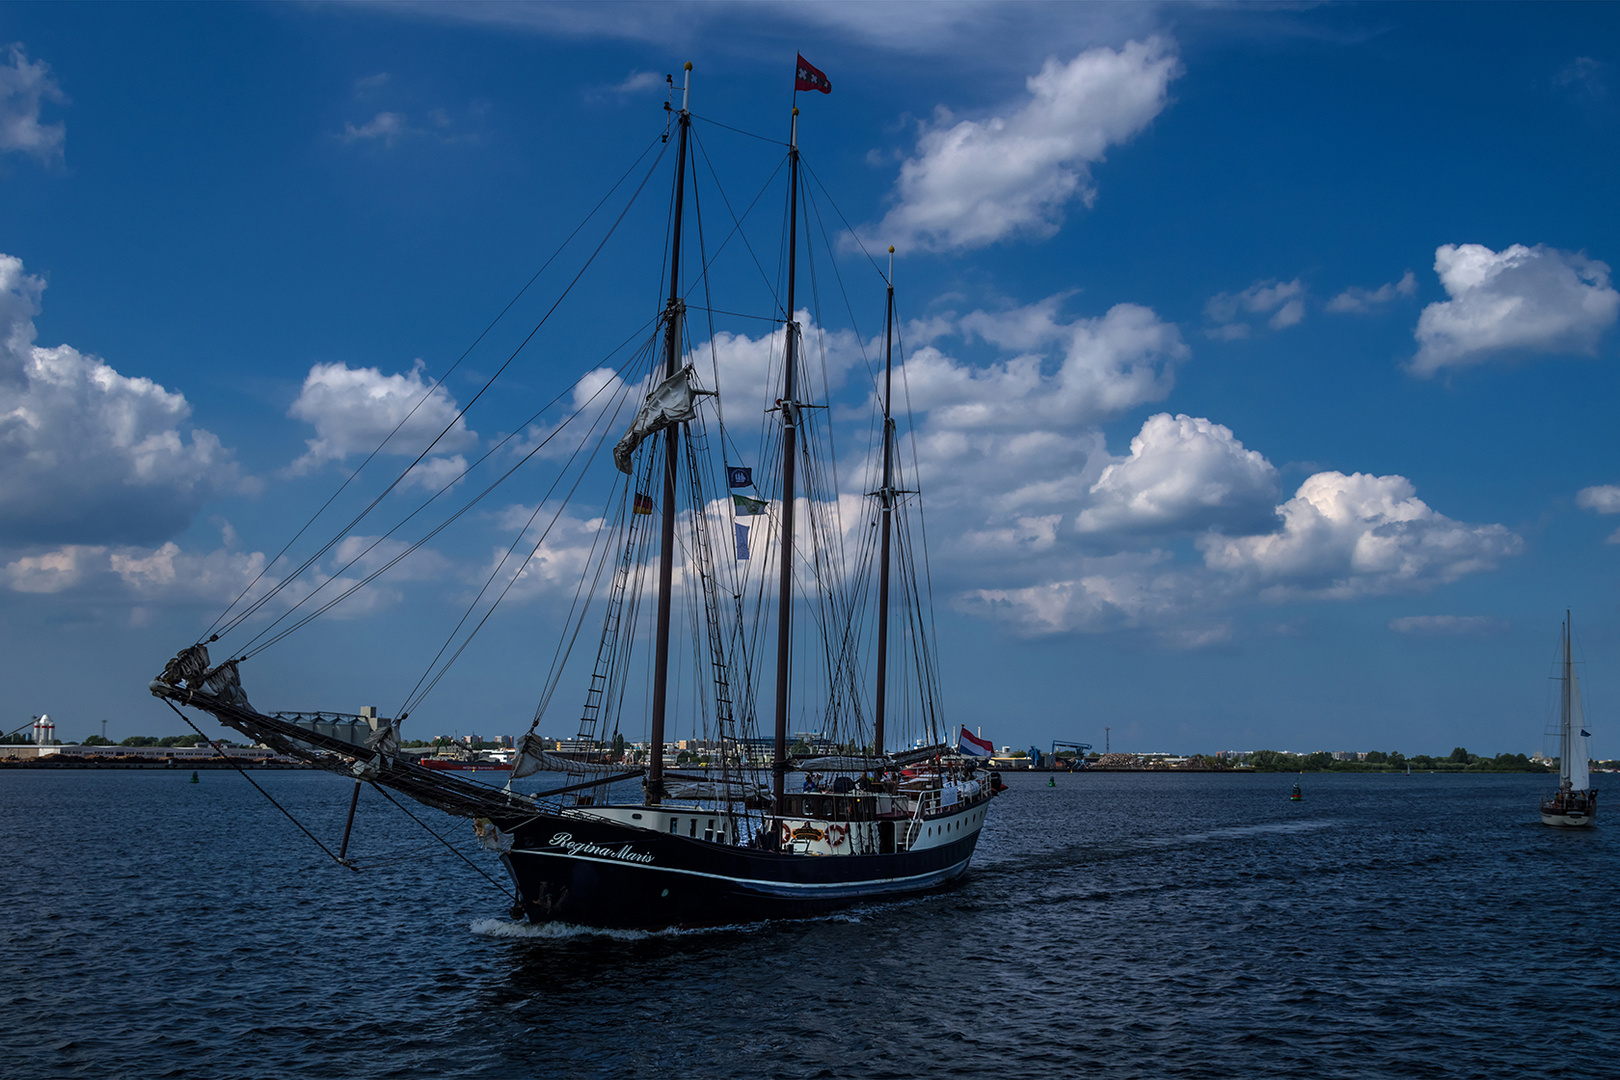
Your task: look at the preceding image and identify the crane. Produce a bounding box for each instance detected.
[1051,741,1093,771]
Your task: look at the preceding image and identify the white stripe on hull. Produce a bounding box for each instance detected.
[507,845,974,898]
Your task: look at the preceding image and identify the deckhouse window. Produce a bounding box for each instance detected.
[670,817,679,833]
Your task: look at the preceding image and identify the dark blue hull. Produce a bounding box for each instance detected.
[500,812,984,929]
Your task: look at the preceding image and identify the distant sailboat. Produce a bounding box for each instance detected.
[1540,611,1598,827]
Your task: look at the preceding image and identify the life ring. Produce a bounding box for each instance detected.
[781,822,794,844]
[827,823,848,848]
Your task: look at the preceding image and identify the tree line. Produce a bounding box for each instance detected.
[1244,748,1551,772]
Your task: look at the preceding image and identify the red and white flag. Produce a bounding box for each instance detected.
[958,726,993,758]
[795,54,831,94]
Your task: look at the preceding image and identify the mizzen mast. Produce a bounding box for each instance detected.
[647,61,693,806]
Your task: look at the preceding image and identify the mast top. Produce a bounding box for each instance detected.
[888,245,895,283]
[681,63,692,111]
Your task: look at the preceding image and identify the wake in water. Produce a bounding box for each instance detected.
[468,916,782,942]
[469,900,906,942]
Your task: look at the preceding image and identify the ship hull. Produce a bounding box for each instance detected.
[1539,790,1597,827]
[1540,810,1594,827]
[499,807,986,929]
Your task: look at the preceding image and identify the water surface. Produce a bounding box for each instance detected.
[2,768,1615,1078]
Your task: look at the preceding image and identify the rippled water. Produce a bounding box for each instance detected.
[3,768,1615,1078]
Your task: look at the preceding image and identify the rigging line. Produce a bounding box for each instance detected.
[242,356,641,664]
[690,112,789,146]
[691,175,733,489]
[800,157,889,283]
[217,139,673,642]
[688,306,780,323]
[403,400,631,716]
[687,165,761,711]
[161,699,357,871]
[801,179,872,360]
[366,783,515,899]
[396,371,637,718]
[796,220,853,621]
[392,375,638,722]
[892,313,945,728]
[690,127,792,319]
[237,330,654,657]
[207,133,669,643]
[388,350,645,713]
[802,181,889,420]
[528,473,630,733]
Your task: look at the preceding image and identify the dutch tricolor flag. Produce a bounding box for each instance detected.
[958,726,993,757]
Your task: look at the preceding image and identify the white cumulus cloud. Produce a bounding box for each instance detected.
[694,310,868,427]
[341,111,412,145]
[870,39,1179,252]
[1577,483,1620,543]
[1411,243,1620,375]
[1327,270,1416,314]
[1576,484,1620,513]
[0,43,66,164]
[3,538,270,607]
[0,254,245,545]
[1199,471,1523,600]
[288,360,478,487]
[1078,413,1279,536]
[909,299,1187,432]
[1389,614,1507,636]
[1205,278,1306,337]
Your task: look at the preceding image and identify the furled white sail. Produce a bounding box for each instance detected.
[508,732,550,780]
[1567,666,1590,792]
[613,368,698,473]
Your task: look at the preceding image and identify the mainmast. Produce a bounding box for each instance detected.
[647,62,693,806]
[772,107,802,808]
[873,246,896,760]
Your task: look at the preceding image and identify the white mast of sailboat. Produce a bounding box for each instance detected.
[1560,609,1590,795]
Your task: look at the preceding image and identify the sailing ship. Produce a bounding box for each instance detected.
[147,63,1000,928]
[1540,611,1597,827]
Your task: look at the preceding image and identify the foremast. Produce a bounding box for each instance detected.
[647,62,694,806]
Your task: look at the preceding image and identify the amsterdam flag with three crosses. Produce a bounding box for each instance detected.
[795,54,831,94]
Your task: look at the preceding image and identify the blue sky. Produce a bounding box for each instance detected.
[2,2,1617,757]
